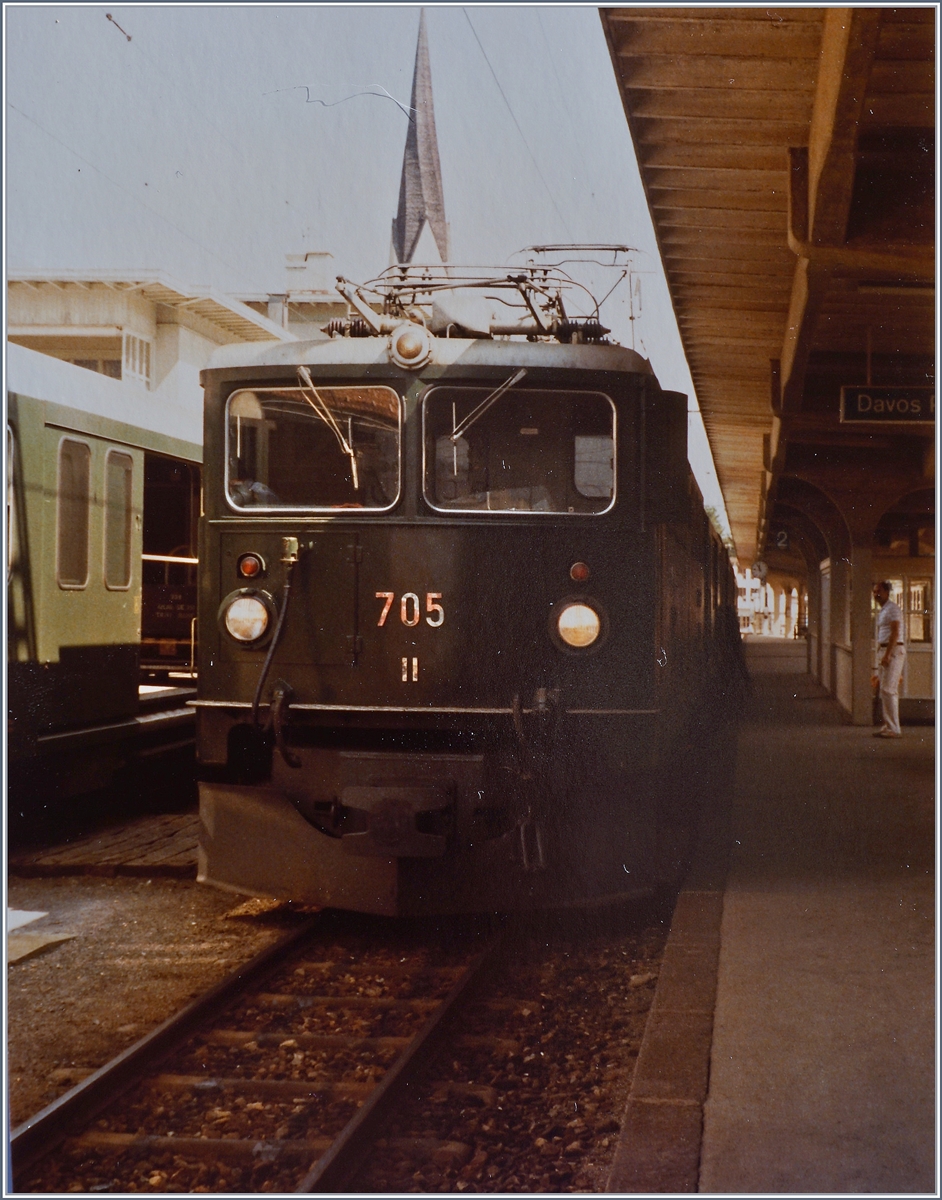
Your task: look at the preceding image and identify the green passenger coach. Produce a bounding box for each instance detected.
[7,343,202,813]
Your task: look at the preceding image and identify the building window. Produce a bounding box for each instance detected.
[875,578,933,646]
[882,529,911,556]
[874,514,936,557]
[57,438,91,588]
[70,358,122,379]
[907,579,933,644]
[122,333,152,388]
[104,450,133,589]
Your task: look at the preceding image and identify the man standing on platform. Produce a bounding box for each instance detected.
[872,581,905,738]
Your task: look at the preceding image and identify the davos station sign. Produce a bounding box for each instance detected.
[840,386,935,425]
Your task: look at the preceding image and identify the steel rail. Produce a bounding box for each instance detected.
[10,916,322,1184]
[295,934,505,1193]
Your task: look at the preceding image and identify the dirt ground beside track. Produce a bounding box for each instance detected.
[7,876,303,1126]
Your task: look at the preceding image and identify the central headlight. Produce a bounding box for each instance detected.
[223,593,271,643]
[557,602,601,648]
[389,322,432,369]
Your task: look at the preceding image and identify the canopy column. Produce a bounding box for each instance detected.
[849,540,875,726]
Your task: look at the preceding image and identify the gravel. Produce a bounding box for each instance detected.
[353,908,669,1192]
[6,876,307,1127]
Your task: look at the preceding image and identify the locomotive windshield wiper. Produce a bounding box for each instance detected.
[297,366,359,489]
[450,368,527,442]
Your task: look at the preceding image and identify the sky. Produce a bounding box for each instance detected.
[4,3,731,537]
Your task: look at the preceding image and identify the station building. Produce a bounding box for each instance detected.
[237,251,349,340]
[7,271,293,446]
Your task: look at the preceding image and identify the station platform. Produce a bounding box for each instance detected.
[609,637,936,1194]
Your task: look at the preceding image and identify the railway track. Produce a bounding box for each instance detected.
[349,906,668,1192]
[14,900,669,1193]
[13,912,501,1193]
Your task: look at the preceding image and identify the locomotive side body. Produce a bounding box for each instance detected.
[195,332,741,914]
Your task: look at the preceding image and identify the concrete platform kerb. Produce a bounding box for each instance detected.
[606,814,730,1192]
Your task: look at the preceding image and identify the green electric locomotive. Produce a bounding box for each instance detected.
[194,262,741,914]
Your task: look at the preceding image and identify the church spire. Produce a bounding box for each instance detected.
[391,10,448,264]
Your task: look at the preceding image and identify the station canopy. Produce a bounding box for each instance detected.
[600,7,935,566]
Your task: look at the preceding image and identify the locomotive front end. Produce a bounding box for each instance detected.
[194,265,699,915]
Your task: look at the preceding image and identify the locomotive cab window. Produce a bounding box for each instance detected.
[225,384,401,511]
[423,387,614,513]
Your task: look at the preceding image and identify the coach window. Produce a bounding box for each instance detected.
[226,385,401,511]
[424,387,615,514]
[57,438,91,588]
[104,450,133,589]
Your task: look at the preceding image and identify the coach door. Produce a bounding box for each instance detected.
[141,454,200,679]
[41,425,144,726]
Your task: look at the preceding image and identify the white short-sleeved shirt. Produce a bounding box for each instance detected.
[876,598,904,646]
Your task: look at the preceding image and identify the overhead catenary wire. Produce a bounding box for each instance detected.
[15,10,309,282]
[6,103,245,278]
[263,84,416,123]
[534,11,596,204]
[461,9,574,243]
[111,12,314,240]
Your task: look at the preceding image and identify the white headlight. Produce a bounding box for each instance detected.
[224,595,270,642]
[557,603,601,648]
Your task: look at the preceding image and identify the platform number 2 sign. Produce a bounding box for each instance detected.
[376,592,444,682]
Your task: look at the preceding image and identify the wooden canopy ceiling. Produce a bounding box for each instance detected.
[601,7,935,565]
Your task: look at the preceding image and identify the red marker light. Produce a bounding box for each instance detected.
[238,553,264,579]
[570,561,590,582]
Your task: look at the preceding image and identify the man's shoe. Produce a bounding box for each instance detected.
[872,726,888,736]
[877,730,902,738]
